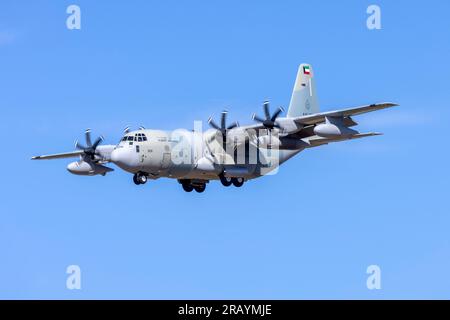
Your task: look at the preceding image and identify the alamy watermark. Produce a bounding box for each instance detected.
[367,5,382,30]
[66,265,81,290]
[66,5,81,30]
[366,265,381,290]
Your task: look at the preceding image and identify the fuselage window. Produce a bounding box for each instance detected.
[136,145,140,153]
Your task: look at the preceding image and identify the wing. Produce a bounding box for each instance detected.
[292,102,398,126]
[31,150,84,160]
[32,144,116,161]
[235,102,397,138]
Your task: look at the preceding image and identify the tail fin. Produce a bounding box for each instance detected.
[287,64,319,117]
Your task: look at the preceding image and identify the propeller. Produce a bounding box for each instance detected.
[208,111,239,146]
[252,101,284,129]
[75,129,104,160]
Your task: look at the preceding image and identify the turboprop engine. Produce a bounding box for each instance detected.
[313,116,358,138]
[67,161,114,176]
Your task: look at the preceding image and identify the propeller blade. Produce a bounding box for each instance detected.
[85,129,92,147]
[271,107,284,122]
[221,111,228,130]
[75,141,86,150]
[252,113,266,123]
[263,101,270,119]
[92,136,103,150]
[208,117,220,130]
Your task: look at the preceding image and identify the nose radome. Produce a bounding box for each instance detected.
[110,148,120,163]
[110,148,129,168]
[110,147,136,172]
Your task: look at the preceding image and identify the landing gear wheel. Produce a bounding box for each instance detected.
[232,177,244,187]
[194,184,206,193]
[138,174,147,184]
[219,174,233,187]
[182,183,194,192]
[133,173,147,185]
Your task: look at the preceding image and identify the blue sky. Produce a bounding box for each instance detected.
[1,0,450,299]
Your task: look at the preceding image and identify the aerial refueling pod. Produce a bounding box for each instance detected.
[67,161,114,176]
[313,116,358,138]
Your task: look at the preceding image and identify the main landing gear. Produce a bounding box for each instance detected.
[179,180,207,193]
[219,173,245,188]
[133,172,148,185]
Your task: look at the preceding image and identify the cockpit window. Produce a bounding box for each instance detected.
[121,133,147,142]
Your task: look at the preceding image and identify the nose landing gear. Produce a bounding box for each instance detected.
[133,172,148,185]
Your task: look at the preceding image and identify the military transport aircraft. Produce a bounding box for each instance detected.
[32,64,396,193]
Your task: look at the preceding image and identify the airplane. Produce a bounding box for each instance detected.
[32,64,397,193]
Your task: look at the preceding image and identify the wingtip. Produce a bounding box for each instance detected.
[31,156,40,160]
[383,102,399,107]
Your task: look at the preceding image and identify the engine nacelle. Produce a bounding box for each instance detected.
[313,117,358,138]
[67,161,113,176]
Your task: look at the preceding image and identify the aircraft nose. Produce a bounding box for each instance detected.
[110,148,122,164]
[110,147,133,170]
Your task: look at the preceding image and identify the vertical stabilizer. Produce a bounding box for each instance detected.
[287,64,320,117]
